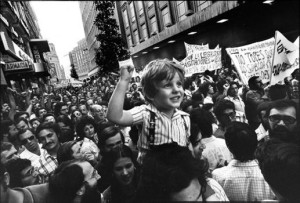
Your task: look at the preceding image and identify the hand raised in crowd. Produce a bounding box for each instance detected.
[120,64,134,82]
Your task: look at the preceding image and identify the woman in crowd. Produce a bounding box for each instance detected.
[56,115,75,143]
[101,145,139,203]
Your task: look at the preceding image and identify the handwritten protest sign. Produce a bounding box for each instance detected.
[270,31,299,85]
[184,42,209,56]
[226,38,275,85]
[180,48,222,77]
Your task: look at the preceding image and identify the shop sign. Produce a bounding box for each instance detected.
[4,61,30,71]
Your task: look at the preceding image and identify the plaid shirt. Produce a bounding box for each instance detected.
[212,159,276,201]
[37,149,58,176]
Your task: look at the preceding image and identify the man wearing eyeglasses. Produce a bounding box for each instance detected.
[266,99,298,142]
[18,129,42,168]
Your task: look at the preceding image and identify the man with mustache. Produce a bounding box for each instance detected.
[35,122,60,176]
[266,99,298,143]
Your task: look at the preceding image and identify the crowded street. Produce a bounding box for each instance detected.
[1,1,299,202]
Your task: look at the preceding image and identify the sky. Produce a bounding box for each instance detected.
[30,1,86,79]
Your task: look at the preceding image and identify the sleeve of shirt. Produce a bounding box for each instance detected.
[128,104,146,125]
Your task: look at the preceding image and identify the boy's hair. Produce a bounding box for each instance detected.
[6,158,31,188]
[141,59,185,103]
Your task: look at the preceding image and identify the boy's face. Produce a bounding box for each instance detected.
[151,72,184,113]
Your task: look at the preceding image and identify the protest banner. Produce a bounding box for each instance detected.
[226,37,275,85]
[270,31,299,85]
[184,42,209,56]
[180,48,222,77]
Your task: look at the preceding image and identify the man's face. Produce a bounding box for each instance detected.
[255,78,263,89]
[92,105,105,121]
[38,109,47,118]
[37,129,60,151]
[20,165,41,187]
[19,130,39,154]
[79,105,88,115]
[45,116,55,124]
[104,133,123,153]
[16,120,29,132]
[8,124,19,140]
[229,84,238,97]
[220,108,236,127]
[19,114,29,122]
[268,107,297,141]
[1,145,19,165]
[1,103,10,113]
[60,105,68,115]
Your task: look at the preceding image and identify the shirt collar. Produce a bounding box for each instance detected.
[146,104,189,118]
[228,159,258,167]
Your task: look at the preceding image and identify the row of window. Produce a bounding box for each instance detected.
[121,1,213,48]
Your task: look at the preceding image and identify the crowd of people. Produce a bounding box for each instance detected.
[1,58,299,203]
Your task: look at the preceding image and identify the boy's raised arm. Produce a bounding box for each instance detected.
[107,64,134,126]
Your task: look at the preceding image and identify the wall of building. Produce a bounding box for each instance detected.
[115,1,299,70]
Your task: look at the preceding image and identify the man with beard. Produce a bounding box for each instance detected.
[266,99,298,143]
[49,159,101,203]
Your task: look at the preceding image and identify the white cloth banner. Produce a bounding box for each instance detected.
[184,42,209,56]
[270,31,299,85]
[180,48,222,77]
[226,38,275,85]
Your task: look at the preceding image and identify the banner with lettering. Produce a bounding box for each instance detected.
[226,38,275,85]
[184,42,209,56]
[270,31,299,85]
[180,48,222,77]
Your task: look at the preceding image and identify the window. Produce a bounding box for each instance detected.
[148,1,154,8]
[123,9,129,28]
[141,24,148,40]
[137,1,144,16]
[177,1,187,21]
[197,1,211,11]
[129,2,136,23]
[161,6,171,27]
[133,30,139,44]
[150,16,158,34]
[127,35,132,47]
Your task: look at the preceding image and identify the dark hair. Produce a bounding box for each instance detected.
[98,126,125,154]
[255,139,300,201]
[191,91,203,108]
[248,76,259,90]
[36,107,47,118]
[269,84,289,101]
[56,115,73,129]
[265,99,298,118]
[190,108,213,139]
[225,122,257,162]
[6,158,31,188]
[135,144,208,202]
[56,141,77,164]
[213,99,235,121]
[181,99,193,113]
[29,118,40,126]
[141,59,185,103]
[227,81,239,97]
[49,159,85,203]
[54,102,68,117]
[0,120,15,138]
[199,82,212,97]
[1,142,14,153]
[13,111,29,122]
[36,122,61,139]
[15,117,29,126]
[216,79,227,93]
[42,113,56,123]
[75,116,97,141]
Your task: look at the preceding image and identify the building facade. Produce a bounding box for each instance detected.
[0,1,51,93]
[79,1,100,78]
[44,43,65,83]
[115,1,299,71]
[68,38,91,81]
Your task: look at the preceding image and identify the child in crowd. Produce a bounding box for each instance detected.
[107,59,191,163]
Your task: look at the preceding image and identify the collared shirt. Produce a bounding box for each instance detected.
[129,104,190,150]
[224,95,245,113]
[37,149,58,176]
[212,159,276,201]
[201,136,233,171]
[206,178,229,201]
